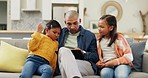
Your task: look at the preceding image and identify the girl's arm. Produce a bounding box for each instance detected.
[105,34,133,67]
[28,24,43,51]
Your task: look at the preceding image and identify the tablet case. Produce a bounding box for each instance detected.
[71,50,84,60]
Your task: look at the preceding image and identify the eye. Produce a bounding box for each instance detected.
[53,31,56,34]
[53,31,60,35]
[67,23,72,26]
[73,21,78,25]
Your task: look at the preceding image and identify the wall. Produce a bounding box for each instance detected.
[10,0,41,30]
[2,0,148,33]
[83,0,148,33]
[8,0,82,31]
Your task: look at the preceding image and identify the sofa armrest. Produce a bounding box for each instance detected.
[142,52,148,73]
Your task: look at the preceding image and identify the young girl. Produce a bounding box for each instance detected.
[96,15,133,78]
[20,20,61,78]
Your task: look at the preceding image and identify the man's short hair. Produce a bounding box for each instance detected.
[64,10,79,19]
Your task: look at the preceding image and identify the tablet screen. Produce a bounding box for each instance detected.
[71,50,84,60]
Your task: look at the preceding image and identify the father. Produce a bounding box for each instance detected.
[57,10,98,78]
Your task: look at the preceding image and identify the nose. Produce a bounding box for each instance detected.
[55,33,59,38]
[70,25,75,29]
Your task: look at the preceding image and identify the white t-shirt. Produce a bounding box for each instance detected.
[100,38,117,62]
[64,32,80,49]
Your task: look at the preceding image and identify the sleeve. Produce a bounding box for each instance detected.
[28,32,42,51]
[106,35,133,66]
[50,53,57,71]
[116,36,133,65]
[84,34,99,63]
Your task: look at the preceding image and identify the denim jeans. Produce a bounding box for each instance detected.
[100,64,131,78]
[20,55,52,78]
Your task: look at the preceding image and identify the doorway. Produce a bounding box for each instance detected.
[52,4,78,28]
[0,1,7,30]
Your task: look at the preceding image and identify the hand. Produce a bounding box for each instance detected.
[37,23,44,33]
[96,61,105,68]
[73,48,81,50]
[104,60,116,67]
[73,48,85,55]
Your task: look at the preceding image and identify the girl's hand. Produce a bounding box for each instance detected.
[96,61,105,68]
[37,23,44,33]
[104,59,117,67]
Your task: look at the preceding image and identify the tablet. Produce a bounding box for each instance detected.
[71,50,84,60]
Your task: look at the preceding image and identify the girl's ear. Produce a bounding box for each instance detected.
[109,26,114,31]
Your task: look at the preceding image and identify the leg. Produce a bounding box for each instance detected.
[100,67,114,78]
[114,64,131,78]
[58,47,82,78]
[76,60,94,76]
[36,64,52,78]
[20,61,38,78]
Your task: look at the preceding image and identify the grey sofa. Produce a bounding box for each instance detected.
[0,39,148,78]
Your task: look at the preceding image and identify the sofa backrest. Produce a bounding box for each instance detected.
[0,39,29,49]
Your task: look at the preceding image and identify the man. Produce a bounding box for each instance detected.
[57,10,98,78]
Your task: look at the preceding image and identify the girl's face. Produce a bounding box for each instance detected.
[45,27,61,40]
[98,19,113,39]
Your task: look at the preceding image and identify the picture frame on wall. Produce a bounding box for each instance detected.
[90,20,98,33]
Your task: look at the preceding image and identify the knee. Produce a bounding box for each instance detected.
[100,70,109,77]
[19,74,31,78]
[42,65,52,74]
[115,74,128,78]
[59,47,70,55]
[59,47,69,52]
[100,68,113,77]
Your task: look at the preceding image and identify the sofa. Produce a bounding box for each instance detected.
[0,39,148,78]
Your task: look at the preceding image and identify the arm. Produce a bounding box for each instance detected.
[105,35,133,67]
[51,53,57,77]
[84,35,99,63]
[28,24,44,51]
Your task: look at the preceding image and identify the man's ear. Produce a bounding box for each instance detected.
[64,21,66,24]
[79,19,81,23]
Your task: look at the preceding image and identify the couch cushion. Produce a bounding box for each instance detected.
[129,72,148,78]
[130,41,146,72]
[0,41,29,72]
[54,75,100,78]
[0,72,40,78]
[0,39,29,49]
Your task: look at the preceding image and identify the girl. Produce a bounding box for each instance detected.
[96,15,133,78]
[20,20,61,78]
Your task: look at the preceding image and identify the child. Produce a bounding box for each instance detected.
[96,15,133,78]
[20,20,61,78]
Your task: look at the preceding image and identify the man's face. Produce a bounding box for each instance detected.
[65,16,80,34]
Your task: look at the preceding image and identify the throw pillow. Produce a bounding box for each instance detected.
[0,41,29,72]
[130,41,146,72]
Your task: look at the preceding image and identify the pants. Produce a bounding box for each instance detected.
[58,47,94,78]
[100,64,131,78]
[20,55,52,78]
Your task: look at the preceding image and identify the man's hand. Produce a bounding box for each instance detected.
[73,48,85,55]
[37,23,44,33]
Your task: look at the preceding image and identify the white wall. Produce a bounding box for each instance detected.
[3,0,148,33]
[83,0,148,33]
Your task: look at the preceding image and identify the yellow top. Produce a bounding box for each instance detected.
[28,32,58,70]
